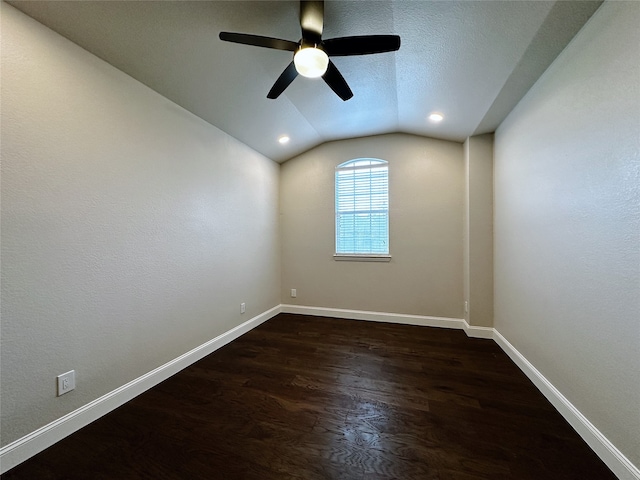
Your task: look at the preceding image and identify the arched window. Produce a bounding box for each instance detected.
[335,158,389,256]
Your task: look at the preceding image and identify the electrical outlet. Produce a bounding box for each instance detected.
[464,301,469,313]
[291,289,297,298]
[240,302,246,314]
[57,370,76,396]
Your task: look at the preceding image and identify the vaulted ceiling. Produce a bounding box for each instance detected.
[8,1,602,162]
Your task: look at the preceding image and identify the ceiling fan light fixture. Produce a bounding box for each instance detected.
[294,46,329,78]
[219,1,401,100]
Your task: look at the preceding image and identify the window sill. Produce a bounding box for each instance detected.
[333,254,392,262]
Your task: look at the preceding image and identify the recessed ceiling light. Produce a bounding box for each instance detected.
[278,135,290,144]
[428,113,444,122]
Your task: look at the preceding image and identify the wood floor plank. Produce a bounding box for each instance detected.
[4,313,616,479]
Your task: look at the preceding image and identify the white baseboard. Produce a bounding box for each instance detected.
[280,304,494,339]
[493,330,640,480]
[463,322,495,339]
[281,304,464,328]
[0,305,282,474]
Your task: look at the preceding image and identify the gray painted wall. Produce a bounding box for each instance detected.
[463,134,494,328]
[494,1,639,467]
[1,3,281,447]
[280,133,464,318]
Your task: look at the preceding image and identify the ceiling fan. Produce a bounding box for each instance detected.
[219,0,401,101]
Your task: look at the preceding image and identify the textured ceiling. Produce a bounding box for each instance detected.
[7,0,603,162]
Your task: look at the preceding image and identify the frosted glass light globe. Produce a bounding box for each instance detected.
[294,47,329,78]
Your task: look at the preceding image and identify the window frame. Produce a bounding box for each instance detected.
[334,158,391,262]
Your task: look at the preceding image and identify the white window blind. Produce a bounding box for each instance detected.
[335,158,389,255]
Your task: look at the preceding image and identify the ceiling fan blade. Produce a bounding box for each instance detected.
[323,35,401,56]
[300,1,324,42]
[219,32,298,51]
[322,61,353,101]
[267,62,299,99]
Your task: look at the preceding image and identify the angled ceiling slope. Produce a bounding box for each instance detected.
[7,1,602,162]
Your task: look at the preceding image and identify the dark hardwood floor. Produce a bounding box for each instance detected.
[4,313,616,479]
